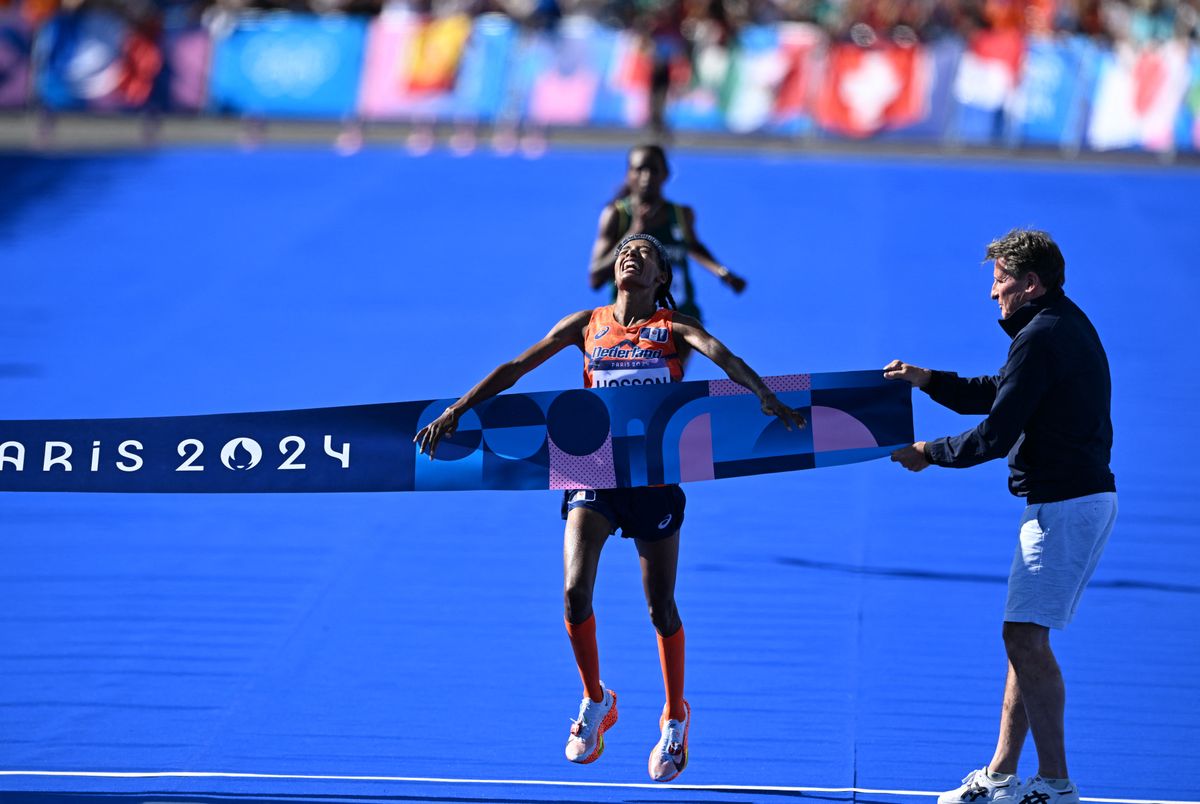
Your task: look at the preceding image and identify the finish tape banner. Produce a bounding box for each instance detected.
[0,371,912,494]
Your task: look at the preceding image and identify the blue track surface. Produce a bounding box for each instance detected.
[1,147,1198,803]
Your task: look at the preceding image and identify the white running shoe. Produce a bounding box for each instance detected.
[647,699,689,782]
[938,767,1020,803]
[1015,776,1080,804]
[564,685,618,764]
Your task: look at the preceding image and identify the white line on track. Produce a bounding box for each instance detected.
[0,770,1192,804]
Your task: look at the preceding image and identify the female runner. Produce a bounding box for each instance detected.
[588,144,747,323]
[417,233,803,782]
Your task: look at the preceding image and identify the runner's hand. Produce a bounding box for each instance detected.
[414,407,460,460]
[722,271,747,294]
[761,393,807,430]
[883,359,932,389]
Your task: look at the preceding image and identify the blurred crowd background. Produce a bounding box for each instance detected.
[8,0,1198,41]
[1,0,1198,154]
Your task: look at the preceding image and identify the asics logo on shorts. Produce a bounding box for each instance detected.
[593,326,610,340]
[658,514,672,529]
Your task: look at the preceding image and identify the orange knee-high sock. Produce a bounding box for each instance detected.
[656,625,686,721]
[565,614,604,702]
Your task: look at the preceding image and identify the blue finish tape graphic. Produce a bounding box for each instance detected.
[0,370,912,493]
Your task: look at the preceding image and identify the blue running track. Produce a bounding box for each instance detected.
[0,146,1198,804]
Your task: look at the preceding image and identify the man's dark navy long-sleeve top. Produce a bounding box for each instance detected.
[923,289,1116,503]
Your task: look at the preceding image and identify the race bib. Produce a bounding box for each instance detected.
[591,361,671,388]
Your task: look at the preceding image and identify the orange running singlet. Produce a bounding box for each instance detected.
[583,306,684,389]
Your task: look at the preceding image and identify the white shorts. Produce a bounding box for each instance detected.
[1005,491,1118,630]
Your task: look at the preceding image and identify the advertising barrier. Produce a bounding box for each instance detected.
[358,11,516,122]
[1086,40,1191,152]
[15,7,1200,156]
[208,12,367,118]
[1009,36,1099,148]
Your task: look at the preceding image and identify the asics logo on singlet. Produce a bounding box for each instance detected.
[593,326,610,340]
[592,346,663,359]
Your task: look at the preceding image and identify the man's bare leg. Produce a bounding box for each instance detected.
[988,660,1029,776]
[1003,622,1068,780]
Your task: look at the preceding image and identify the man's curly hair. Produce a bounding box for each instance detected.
[985,228,1065,291]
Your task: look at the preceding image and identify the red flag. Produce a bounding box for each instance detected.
[605,31,651,126]
[953,29,1024,110]
[116,25,162,107]
[773,22,823,119]
[815,43,930,137]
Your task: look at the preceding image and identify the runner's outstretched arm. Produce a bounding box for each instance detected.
[680,207,746,293]
[672,314,806,430]
[415,310,592,458]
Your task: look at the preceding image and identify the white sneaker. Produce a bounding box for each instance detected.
[647,699,690,782]
[564,685,617,764]
[1016,776,1080,804]
[938,767,1020,803]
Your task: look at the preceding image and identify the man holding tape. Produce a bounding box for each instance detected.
[886,229,1117,804]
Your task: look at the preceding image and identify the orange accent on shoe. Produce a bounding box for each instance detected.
[566,614,603,702]
[575,690,618,764]
[649,698,689,782]
[656,625,685,720]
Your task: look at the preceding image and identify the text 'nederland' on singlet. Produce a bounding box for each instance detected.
[584,305,684,390]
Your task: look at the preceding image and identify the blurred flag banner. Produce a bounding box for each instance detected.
[1010,35,1099,148]
[509,15,652,128]
[33,8,162,111]
[358,11,515,122]
[601,29,651,127]
[0,10,32,108]
[163,23,212,112]
[208,12,367,118]
[814,43,930,137]
[10,7,1199,156]
[520,17,608,127]
[666,35,730,132]
[951,28,1023,143]
[1174,47,1200,152]
[1086,40,1191,152]
[767,22,823,135]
